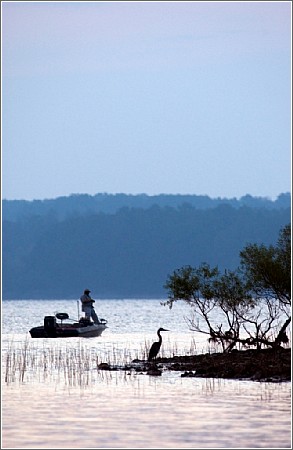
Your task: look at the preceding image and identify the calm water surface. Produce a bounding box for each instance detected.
[1,299,291,449]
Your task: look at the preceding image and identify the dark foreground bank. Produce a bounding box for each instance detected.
[157,347,291,382]
[100,347,291,382]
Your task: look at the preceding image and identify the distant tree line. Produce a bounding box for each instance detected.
[2,195,290,299]
[2,192,291,222]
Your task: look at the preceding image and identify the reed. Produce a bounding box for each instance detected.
[3,340,139,386]
[2,335,203,386]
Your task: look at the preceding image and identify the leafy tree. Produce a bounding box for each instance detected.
[240,223,291,347]
[240,224,290,307]
[164,224,291,352]
[164,263,254,352]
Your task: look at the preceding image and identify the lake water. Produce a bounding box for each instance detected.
[1,299,291,449]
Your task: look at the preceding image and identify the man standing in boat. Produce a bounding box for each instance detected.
[80,289,100,324]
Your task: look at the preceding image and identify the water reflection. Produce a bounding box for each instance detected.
[2,372,291,449]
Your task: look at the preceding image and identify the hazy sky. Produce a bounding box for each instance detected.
[2,1,291,201]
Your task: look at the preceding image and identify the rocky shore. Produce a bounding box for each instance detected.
[121,347,291,382]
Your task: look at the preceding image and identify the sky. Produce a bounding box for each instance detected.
[1,1,291,201]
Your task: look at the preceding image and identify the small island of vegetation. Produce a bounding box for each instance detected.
[120,224,291,381]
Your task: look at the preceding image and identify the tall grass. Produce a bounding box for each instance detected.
[3,340,109,386]
[3,330,232,389]
[4,337,30,383]
[2,335,201,386]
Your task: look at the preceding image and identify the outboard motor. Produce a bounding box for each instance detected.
[44,315,57,337]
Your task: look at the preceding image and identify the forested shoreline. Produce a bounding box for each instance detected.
[2,193,291,299]
[3,192,290,221]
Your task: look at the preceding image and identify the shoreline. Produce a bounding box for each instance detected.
[118,347,291,382]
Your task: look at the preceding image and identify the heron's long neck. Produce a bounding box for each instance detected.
[157,331,162,342]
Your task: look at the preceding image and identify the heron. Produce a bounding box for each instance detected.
[148,327,169,362]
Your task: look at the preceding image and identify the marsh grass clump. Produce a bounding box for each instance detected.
[3,335,199,386]
[3,340,128,386]
[4,338,31,383]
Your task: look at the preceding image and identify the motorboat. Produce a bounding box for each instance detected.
[29,312,108,338]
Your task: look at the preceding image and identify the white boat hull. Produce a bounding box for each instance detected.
[76,323,107,337]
